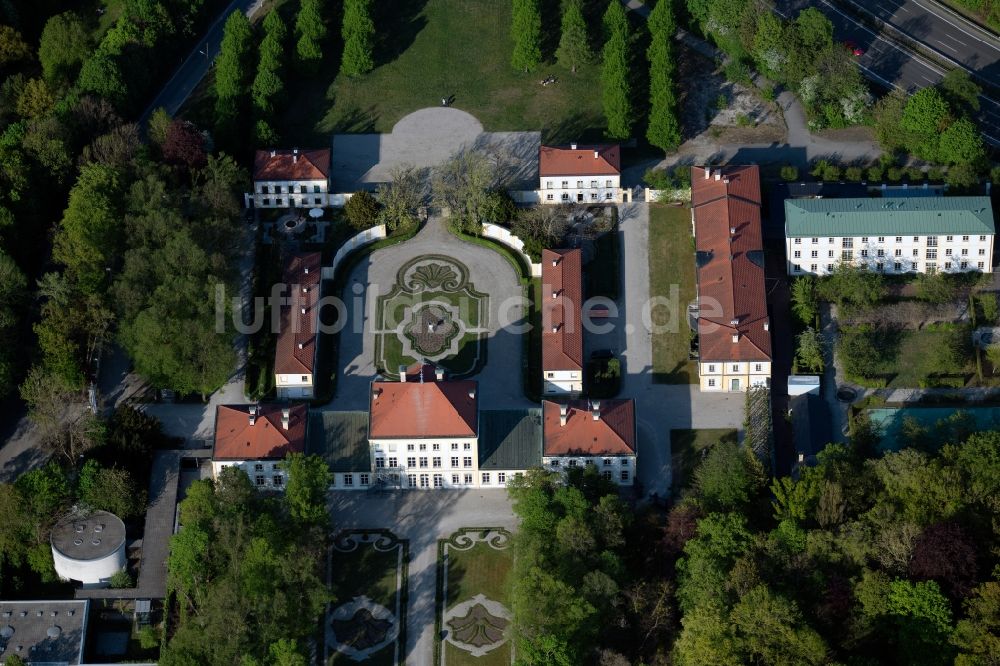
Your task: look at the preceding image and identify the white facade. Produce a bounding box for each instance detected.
[543,369,582,396]
[212,459,287,490]
[539,175,622,204]
[787,233,994,276]
[50,512,127,587]
[699,360,772,393]
[543,455,636,485]
[247,179,330,208]
[366,437,479,489]
[276,374,313,399]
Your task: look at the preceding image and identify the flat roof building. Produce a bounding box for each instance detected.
[0,599,89,664]
[50,511,126,588]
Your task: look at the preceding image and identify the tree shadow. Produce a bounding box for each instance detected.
[374,0,430,67]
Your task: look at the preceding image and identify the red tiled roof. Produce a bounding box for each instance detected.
[275,253,322,375]
[691,166,771,363]
[542,399,636,455]
[253,149,331,181]
[539,144,620,177]
[541,249,584,372]
[213,403,307,460]
[369,367,478,439]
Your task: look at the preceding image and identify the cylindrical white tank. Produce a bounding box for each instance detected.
[50,510,127,587]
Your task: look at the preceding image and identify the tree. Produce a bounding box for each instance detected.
[692,441,759,511]
[296,0,327,68]
[0,25,29,67]
[937,117,985,166]
[344,190,381,230]
[556,1,592,73]
[646,0,681,152]
[511,0,542,72]
[253,10,286,118]
[284,452,332,527]
[162,120,207,170]
[939,68,981,114]
[952,582,1000,664]
[790,275,818,324]
[730,585,828,665]
[432,149,496,233]
[340,0,374,77]
[53,164,123,293]
[915,272,958,304]
[214,11,253,123]
[900,87,951,161]
[795,327,824,373]
[838,326,883,378]
[601,7,632,140]
[816,264,885,310]
[888,579,955,664]
[77,55,127,106]
[908,522,978,599]
[39,12,91,83]
[376,165,425,231]
[78,460,146,517]
[672,601,741,666]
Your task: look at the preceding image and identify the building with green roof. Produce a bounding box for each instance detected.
[784,196,995,276]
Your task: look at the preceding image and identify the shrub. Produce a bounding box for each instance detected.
[991,165,1000,184]
[715,93,728,111]
[724,60,752,85]
[780,165,799,181]
[344,190,381,230]
[109,569,134,588]
[915,272,959,304]
[867,165,884,182]
[979,293,999,324]
[928,167,945,182]
[887,166,903,182]
[906,166,924,182]
[139,626,159,650]
[844,166,864,182]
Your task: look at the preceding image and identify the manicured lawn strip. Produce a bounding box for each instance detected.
[445,641,512,666]
[380,289,484,329]
[887,325,974,388]
[279,0,606,144]
[670,428,738,496]
[525,278,542,400]
[649,204,698,384]
[586,225,621,301]
[376,329,486,378]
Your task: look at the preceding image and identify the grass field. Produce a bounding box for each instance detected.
[439,535,514,666]
[329,536,405,665]
[840,323,974,389]
[670,428,738,496]
[649,204,698,384]
[278,0,606,144]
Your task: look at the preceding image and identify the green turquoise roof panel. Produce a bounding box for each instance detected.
[784,196,995,237]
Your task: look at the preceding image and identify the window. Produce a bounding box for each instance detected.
[913,249,919,257]
[388,457,398,467]
[731,364,739,372]
[793,250,801,258]
[602,470,613,480]
[591,193,598,201]
[606,179,612,187]
[708,364,715,372]
[360,474,370,486]
[408,474,416,487]
[793,264,802,272]
[273,475,283,487]
[794,238,801,245]
[464,443,471,450]
[550,459,560,467]
[962,261,969,269]
[877,249,885,257]
[546,194,553,201]
[828,237,835,244]
[344,474,354,486]
[498,472,507,484]
[828,250,834,258]
[451,456,459,467]
[433,474,443,487]
[299,185,306,193]
[451,443,459,450]
[546,372,554,378]
[878,236,885,242]
[962,248,969,256]
[375,457,385,468]
[620,470,630,482]
[945,261,952,269]
[260,185,269,194]
[314,197,322,205]
[420,474,429,488]
[877,262,884,271]
[947,235,954,242]
[407,456,416,467]
[708,378,716,387]
[827,264,834,272]
[811,250,818,258]
[577,180,583,187]
[407,444,415,451]
[546,180,552,189]
[561,180,568,188]
[926,249,937,260]
[810,264,817,271]
[464,473,473,484]
[481,472,491,484]
[861,236,869,243]
[452,474,459,485]
[978,261,985,269]
[980,235,987,241]
[754,363,762,372]
[255,475,265,486]
[590,180,598,187]
[896,236,902,242]
[463,456,472,467]
[914,236,920,242]
[963,235,970,242]
[432,457,441,468]
[811,237,819,244]
[620,458,629,466]
[927,236,938,247]
[842,250,853,261]
[842,238,853,248]
[861,249,868,257]
[313,185,320,193]
[603,458,613,466]
[569,459,578,467]
[895,249,902,257]
[419,457,428,468]
[980,248,986,255]
[262,198,271,206]
[254,463,264,471]
[946,248,953,256]
[419,444,426,451]
[432,443,440,451]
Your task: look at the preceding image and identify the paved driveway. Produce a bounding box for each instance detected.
[329,216,534,412]
[328,489,516,666]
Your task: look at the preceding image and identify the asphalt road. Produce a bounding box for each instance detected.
[140,0,262,123]
[774,0,1000,145]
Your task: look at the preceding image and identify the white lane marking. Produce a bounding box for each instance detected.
[937,39,959,53]
[910,0,1000,53]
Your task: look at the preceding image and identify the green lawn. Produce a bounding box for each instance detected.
[649,205,698,384]
[438,533,514,666]
[840,323,974,389]
[670,429,738,496]
[278,0,606,144]
[525,278,541,400]
[585,226,621,302]
[329,535,406,665]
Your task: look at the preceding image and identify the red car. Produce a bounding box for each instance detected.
[844,40,865,56]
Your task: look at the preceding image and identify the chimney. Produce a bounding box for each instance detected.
[593,150,599,159]
[730,227,736,235]
[281,407,290,430]
[559,403,568,427]
[248,404,257,426]
[551,289,558,299]
[732,333,739,343]
[551,258,559,267]
[435,367,444,381]
[730,318,739,326]
[303,266,309,274]
[591,400,601,421]
[372,388,380,401]
[270,150,275,158]
[297,342,304,349]
[302,286,308,293]
[704,167,710,180]
[398,365,408,383]
[300,307,307,315]
[763,320,769,331]
[552,326,559,334]
[714,172,721,181]
[798,453,805,463]
[293,148,298,155]
[293,155,297,163]
[723,178,730,184]
[570,142,577,150]
[468,389,476,400]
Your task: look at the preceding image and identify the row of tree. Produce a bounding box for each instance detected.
[159,455,332,665]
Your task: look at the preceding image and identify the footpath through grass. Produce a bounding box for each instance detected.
[285,0,605,142]
[670,428,738,496]
[649,204,698,384]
